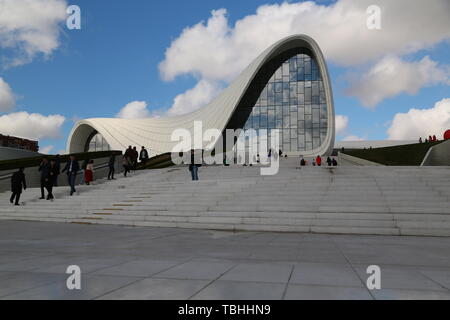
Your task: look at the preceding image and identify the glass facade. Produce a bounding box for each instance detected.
[86,133,111,152]
[243,53,328,152]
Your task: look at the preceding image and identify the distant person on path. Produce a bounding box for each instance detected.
[140,147,149,165]
[419,137,423,144]
[316,156,322,167]
[38,158,50,200]
[189,150,201,181]
[332,158,338,166]
[62,155,80,196]
[433,135,437,142]
[84,160,94,185]
[10,168,26,206]
[108,154,116,180]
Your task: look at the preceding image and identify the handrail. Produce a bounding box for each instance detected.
[0,161,111,182]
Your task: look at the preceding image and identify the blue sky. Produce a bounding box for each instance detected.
[0,0,449,154]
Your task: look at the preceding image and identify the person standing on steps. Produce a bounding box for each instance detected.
[189,149,202,181]
[62,155,80,196]
[10,168,26,206]
[108,154,116,180]
[38,158,50,199]
[326,157,332,166]
[84,160,94,185]
[139,146,149,166]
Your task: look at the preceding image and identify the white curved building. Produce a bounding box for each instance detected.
[67,34,335,157]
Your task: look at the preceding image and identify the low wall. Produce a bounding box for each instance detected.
[338,152,384,166]
[0,156,123,193]
[421,140,450,166]
[0,146,41,161]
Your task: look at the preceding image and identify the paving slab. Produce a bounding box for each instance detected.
[96,278,210,300]
[284,284,373,300]
[192,281,285,300]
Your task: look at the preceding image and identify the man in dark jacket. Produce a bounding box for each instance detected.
[45,159,59,200]
[139,147,149,165]
[62,155,80,196]
[38,158,50,199]
[10,168,27,206]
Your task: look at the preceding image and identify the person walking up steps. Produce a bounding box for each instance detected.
[10,168,26,206]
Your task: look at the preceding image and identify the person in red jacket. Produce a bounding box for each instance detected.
[316,155,322,167]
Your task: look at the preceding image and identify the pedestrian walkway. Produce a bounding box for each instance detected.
[0,221,450,300]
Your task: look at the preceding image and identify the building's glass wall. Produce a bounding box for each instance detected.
[243,53,328,152]
[87,133,111,152]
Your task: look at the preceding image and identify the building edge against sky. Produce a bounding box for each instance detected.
[67,35,336,157]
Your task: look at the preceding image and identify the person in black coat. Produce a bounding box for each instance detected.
[38,158,50,199]
[10,168,27,206]
[44,159,59,200]
[62,155,80,196]
[139,147,149,165]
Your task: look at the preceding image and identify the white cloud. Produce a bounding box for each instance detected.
[0,111,65,140]
[116,101,151,119]
[343,135,366,141]
[387,98,450,140]
[347,56,450,108]
[40,145,54,154]
[159,0,450,82]
[167,79,222,116]
[0,77,15,111]
[0,0,67,67]
[335,115,349,135]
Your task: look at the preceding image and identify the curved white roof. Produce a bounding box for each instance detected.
[68,34,335,156]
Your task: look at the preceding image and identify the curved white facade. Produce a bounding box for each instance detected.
[68,34,335,157]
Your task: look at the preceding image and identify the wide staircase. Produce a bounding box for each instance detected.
[1,158,449,236]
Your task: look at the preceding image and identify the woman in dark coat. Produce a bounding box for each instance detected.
[10,168,27,206]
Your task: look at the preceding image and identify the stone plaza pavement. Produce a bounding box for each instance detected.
[1,221,450,300]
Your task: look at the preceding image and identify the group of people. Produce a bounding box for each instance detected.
[122,146,150,177]
[419,135,439,143]
[9,155,96,206]
[38,155,94,200]
[299,155,338,167]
